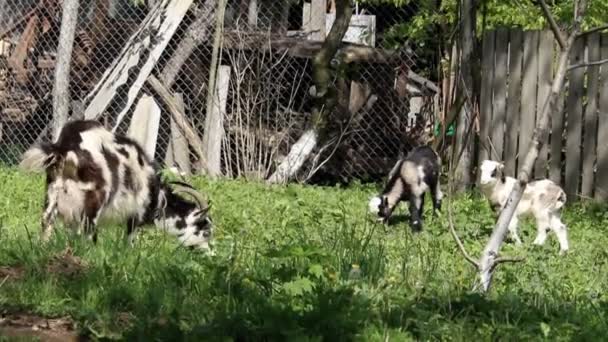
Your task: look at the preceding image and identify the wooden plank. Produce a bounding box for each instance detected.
[478,30,495,169]
[519,30,539,177]
[564,37,585,199]
[595,34,608,200]
[127,94,161,159]
[504,29,523,176]
[535,30,554,179]
[202,65,231,177]
[165,93,191,175]
[550,38,565,185]
[581,33,600,197]
[83,0,194,125]
[309,0,326,41]
[491,28,509,162]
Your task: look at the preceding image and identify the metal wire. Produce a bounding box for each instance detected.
[0,0,435,184]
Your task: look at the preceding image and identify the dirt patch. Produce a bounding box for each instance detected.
[0,265,25,281]
[0,313,81,341]
[45,247,88,278]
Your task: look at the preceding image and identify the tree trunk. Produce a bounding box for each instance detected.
[477,0,587,292]
[52,0,80,141]
[453,0,476,190]
[267,0,351,184]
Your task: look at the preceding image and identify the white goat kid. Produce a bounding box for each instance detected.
[479,160,569,254]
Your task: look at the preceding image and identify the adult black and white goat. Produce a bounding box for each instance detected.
[479,160,569,254]
[19,120,214,250]
[368,145,443,231]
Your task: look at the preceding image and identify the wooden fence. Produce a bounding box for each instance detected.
[478,28,608,201]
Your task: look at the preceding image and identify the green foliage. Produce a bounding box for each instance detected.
[0,168,607,340]
[372,0,608,49]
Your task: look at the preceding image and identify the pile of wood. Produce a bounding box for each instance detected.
[0,0,140,133]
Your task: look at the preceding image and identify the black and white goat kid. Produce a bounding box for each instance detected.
[368,145,443,231]
[19,120,214,251]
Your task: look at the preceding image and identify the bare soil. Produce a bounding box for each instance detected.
[0,313,81,341]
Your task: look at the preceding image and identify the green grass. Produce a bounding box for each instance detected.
[0,167,607,341]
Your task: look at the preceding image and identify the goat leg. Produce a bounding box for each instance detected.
[409,194,423,232]
[430,180,442,216]
[125,217,139,247]
[41,195,58,242]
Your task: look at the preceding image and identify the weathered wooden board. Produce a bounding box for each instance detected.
[550,38,565,185]
[326,13,376,47]
[535,30,553,179]
[565,37,585,199]
[83,0,193,127]
[491,28,508,161]
[165,93,191,175]
[504,29,523,176]
[595,34,608,200]
[202,65,231,177]
[127,93,161,159]
[519,30,539,177]
[309,0,326,41]
[581,33,600,197]
[478,30,495,170]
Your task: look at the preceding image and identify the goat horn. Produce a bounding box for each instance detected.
[171,184,209,209]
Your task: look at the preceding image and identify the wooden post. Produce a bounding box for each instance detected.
[565,37,585,199]
[165,93,191,175]
[52,0,79,141]
[478,31,495,173]
[504,29,523,176]
[581,33,600,197]
[596,34,608,200]
[535,30,554,179]
[248,0,257,28]
[519,30,539,177]
[127,94,161,159]
[490,28,508,162]
[202,65,231,177]
[310,0,326,41]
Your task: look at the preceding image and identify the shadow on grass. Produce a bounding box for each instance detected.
[116,286,608,341]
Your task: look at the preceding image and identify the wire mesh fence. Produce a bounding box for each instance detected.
[0,0,438,184]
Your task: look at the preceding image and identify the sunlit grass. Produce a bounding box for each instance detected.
[0,167,607,340]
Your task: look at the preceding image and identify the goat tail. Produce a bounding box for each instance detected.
[19,143,55,173]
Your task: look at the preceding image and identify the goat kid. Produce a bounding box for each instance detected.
[19,120,214,251]
[479,160,569,254]
[368,145,443,231]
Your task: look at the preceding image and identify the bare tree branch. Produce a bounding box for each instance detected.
[577,23,608,37]
[568,58,608,71]
[538,0,566,49]
[446,193,480,269]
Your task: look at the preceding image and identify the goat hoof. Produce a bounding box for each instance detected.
[559,249,569,256]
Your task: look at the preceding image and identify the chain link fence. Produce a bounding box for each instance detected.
[0,0,438,184]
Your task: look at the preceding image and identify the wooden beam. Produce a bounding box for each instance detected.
[83,0,193,125]
[147,75,207,173]
[222,33,404,63]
